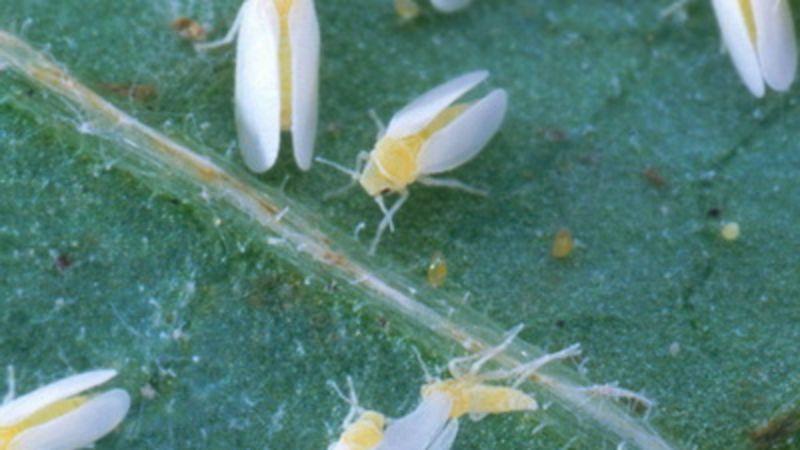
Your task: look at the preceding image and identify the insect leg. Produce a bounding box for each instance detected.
[411,347,435,383]
[505,343,582,388]
[327,376,362,428]
[446,324,524,377]
[369,191,409,255]
[317,152,368,199]
[418,176,488,197]
[374,196,394,232]
[193,3,247,52]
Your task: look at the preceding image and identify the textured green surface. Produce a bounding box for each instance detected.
[1,0,800,449]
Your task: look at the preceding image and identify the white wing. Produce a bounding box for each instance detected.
[0,369,116,427]
[430,0,473,13]
[235,0,281,173]
[8,389,130,450]
[375,393,451,450]
[289,0,320,171]
[426,420,459,450]
[416,89,507,175]
[711,0,765,97]
[753,0,797,91]
[385,71,488,139]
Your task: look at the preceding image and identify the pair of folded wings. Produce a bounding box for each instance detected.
[374,393,459,450]
[711,0,796,97]
[384,70,507,176]
[235,0,319,172]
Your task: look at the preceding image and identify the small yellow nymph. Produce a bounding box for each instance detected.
[421,325,581,420]
[0,369,130,450]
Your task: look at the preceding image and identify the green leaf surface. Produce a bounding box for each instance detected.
[1,0,799,449]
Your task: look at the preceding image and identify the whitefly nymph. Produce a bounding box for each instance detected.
[0,369,130,450]
[711,0,797,97]
[197,0,320,172]
[318,70,508,254]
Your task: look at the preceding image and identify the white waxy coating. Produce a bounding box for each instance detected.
[374,392,452,450]
[711,0,765,96]
[427,420,459,450]
[417,88,507,175]
[0,369,117,428]
[8,389,131,450]
[289,0,321,171]
[430,0,473,13]
[235,0,282,172]
[385,70,488,139]
[753,0,797,91]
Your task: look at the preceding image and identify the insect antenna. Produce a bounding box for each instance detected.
[327,376,363,427]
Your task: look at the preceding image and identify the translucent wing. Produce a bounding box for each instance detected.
[9,389,130,450]
[753,0,797,91]
[375,393,451,450]
[385,71,488,139]
[416,89,507,175]
[710,0,765,97]
[235,0,281,172]
[427,420,459,450]
[430,0,473,13]
[289,0,320,170]
[0,370,116,427]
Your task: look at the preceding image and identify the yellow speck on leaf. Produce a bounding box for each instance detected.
[721,222,740,241]
[551,228,574,259]
[395,0,421,21]
[171,17,207,42]
[427,252,448,288]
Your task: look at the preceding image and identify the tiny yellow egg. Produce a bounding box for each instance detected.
[395,0,421,21]
[721,222,740,241]
[427,252,448,288]
[551,228,574,259]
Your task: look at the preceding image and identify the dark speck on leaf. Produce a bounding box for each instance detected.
[707,207,722,218]
[642,167,667,188]
[540,127,568,142]
[54,253,72,271]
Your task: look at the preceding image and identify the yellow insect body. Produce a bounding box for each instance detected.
[394,0,421,20]
[334,411,386,450]
[0,397,88,449]
[359,105,469,196]
[738,0,757,43]
[275,0,294,129]
[421,377,537,419]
